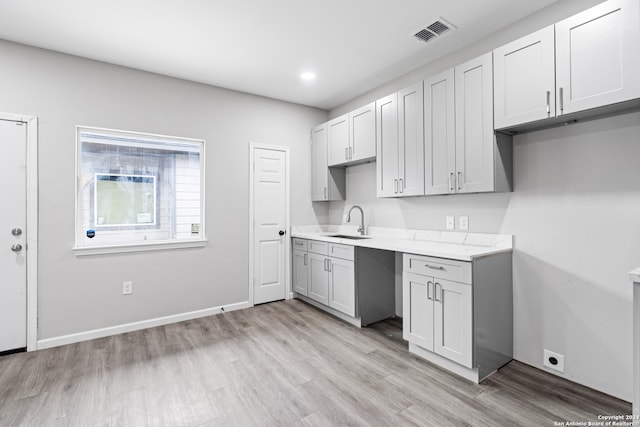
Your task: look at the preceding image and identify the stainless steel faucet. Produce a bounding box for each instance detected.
[346,205,365,235]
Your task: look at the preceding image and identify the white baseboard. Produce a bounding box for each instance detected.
[36,301,251,350]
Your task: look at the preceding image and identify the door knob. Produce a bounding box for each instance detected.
[11,228,22,236]
[11,244,23,252]
[278,230,286,236]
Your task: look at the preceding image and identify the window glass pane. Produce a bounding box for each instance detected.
[76,127,204,248]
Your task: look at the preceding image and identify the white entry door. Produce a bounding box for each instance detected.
[0,118,27,352]
[252,146,288,304]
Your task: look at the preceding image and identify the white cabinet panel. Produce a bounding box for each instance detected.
[376,93,399,198]
[328,114,350,167]
[398,82,425,196]
[424,69,455,195]
[455,53,495,193]
[403,272,434,351]
[433,278,473,368]
[328,257,355,317]
[349,102,376,163]
[493,25,556,129]
[292,248,308,296]
[556,0,640,115]
[308,252,329,305]
[311,123,344,202]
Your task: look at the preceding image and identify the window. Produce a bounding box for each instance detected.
[75,126,206,254]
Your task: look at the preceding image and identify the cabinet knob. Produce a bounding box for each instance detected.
[278,230,286,236]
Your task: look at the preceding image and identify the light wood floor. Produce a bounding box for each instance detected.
[0,299,631,426]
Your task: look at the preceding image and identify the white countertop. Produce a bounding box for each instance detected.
[630,266,640,283]
[291,225,512,262]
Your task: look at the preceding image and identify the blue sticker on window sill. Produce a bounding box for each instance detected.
[86,229,96,238]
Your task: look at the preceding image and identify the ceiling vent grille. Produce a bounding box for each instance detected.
[412,18,456,44]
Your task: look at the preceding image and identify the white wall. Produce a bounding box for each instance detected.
[328,0,639,401]
[0,39,328,340]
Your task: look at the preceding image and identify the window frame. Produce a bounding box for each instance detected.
[73,125,207,256]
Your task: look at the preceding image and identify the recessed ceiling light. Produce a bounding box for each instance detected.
[300,72,316,81]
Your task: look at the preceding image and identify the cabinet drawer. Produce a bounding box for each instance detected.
[292,238,307,251]
[403,253,471,284]
[308,240,329,255]
[329,243,354,261]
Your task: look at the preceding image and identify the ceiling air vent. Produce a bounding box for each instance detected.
[412,18,456,44]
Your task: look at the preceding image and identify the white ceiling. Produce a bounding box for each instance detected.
[0,0,558,110]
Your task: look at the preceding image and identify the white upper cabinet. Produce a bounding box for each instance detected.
[556,0,639,115]
[376,93,399,198]
[327,114,349,166]
[425,53,511,195]
[493,26,556,129]
[349,102,376,163]
[327,103,376,167]
[311,123,345,202]
[424,69,455,195]
[398,82,425,197]
[494,0,640,129]
[376,83,425,198]
[455,53,496,193]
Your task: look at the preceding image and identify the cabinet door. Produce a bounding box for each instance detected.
[328,257,355,317]
[311,124,329,201]
[397,82,425,197]
[292,249,308,296]
[307,253,329,305]
[493,25,556,129]
[455,53,495,193]
[376,93,399,198]
[349,102,376,162]
[402,272,434,351]
[556,0,640,115]
[424,69,456,195]
[327,114,350,166]
[433,278,472,368]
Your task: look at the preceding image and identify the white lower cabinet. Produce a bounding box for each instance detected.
[292,248,308,296]
[403,273,472,368]
[328,256,355,317]
[402,252,512,383]
[292,238,395,327]
[308,252,329,305]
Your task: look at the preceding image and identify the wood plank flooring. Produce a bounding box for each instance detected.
[0,299,631,426]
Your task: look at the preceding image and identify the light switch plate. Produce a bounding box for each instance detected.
[446,216,454,230]
[459,216,469,230]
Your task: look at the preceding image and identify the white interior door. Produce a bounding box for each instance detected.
[252,146,288,305]
[0,118,27,352]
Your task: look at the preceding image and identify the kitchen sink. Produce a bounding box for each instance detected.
[327,234,371,240]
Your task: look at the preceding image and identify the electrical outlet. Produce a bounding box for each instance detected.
[122,281,133,295]
[446,216,455,230]
[459,216,469,230]
[543,349,564,373]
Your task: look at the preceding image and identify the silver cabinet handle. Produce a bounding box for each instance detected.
[559,87,564,113]
[349,147,352,160]
[425,264,445,271]
[304,253,307,265]
[399,178,404,193]
[11,244,23,252]
[449,173,454,192]
[323,259,328,271]
[327,259,331,272]
[457,171,462,190]
[427,281,433,301]
[546,90,550,115]
[434,282,442,302]
[394,179,398,193]
[324,187,327,200]
[345,147,349,160]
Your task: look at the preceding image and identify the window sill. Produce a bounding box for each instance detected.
[73,239,208,256]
